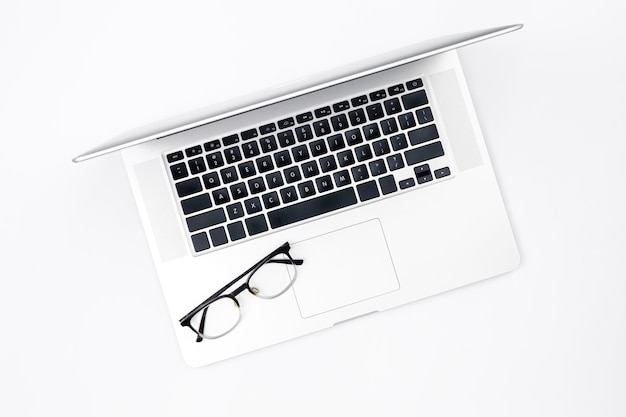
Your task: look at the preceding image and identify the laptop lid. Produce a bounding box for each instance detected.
[72,24,521,163]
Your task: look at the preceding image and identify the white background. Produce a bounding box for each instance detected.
[1,0,625,416]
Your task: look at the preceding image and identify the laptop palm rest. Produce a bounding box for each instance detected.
[291,219,399,319]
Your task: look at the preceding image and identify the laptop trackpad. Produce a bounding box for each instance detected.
[291,219,399,319]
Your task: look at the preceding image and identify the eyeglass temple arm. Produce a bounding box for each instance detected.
[267,258,304,265]
[195,308,208,342]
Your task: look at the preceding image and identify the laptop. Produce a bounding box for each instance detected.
[74,24,522,367]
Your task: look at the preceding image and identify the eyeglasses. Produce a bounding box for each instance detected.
[179,242,304,341]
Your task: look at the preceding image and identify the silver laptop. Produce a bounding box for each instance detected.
[74,25,522,367]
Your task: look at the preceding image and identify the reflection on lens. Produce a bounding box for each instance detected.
[189,296,240,339]
[248,253,297,299]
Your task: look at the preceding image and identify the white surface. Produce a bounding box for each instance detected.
[1,1,624,416]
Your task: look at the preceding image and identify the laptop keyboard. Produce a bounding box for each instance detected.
[164,77,453,254]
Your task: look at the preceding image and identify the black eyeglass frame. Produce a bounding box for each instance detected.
[179,241,304,341]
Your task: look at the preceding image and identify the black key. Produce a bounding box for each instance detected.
[284,166,302,183]
[274,150,292,168]
[384,98,402,115]
[355,144,373,162]
[170,163,188,180]
[268,188,358,229]
[327,134,345,151]
[167,151,184,163]
[337,149,355,167]
[348,108,366,126]
[369,89,386,101]
[205,140,221,151]
[351,95,368,107]
[314,106,332,118]
[223,146,242,164]
[333,169,352,187]
[191,232,210,252]
[333,101,350,112]
[280,186,298,204]
[414,163,432,183]
[227,221,246,241]
[277,130,296,147]
[222,134,239,146]
[405,141,445,165]
[386,154,405,171]
[315,175,334,193]
[206,151,224,169]
[434,167,451,179]
[212,187,230,205]
[313,119,331,137]
[266,171,284,189]
[362,123,381,141]
[176,177,202,197]
[416,107,434,124]
[248,177,266,194]
[209,226,228,247]
[380,118,398,135]
[388,84,405,95]
[414,164,430,178]
[296,112,314,123]
[245,214,269,235]
[417,174,433,184]
[319,155,337,173]
[368,159,387,176]
[256,155,274,173]
[186,208,226,232]
[292,145,309,162]
[406,78,423,90]
[365,103,384,121]
[242,141,260,158]
[220,166,238,184]
[241,128,258,140]
[260,123,276,135]
[399,178,416,189]
[350,164,369,182]
[390,133,408,151]
[310,139,327,157]
[398,112,417,130]
[260,135,278,153]
[356,180,379,202]
[238,161,256,178]
[351,164,369,182]
[345,129,363,146]
[379,175,398,195]
[295,125,314,142]
[244,197,262,214]
[202,172,220,189]
[278,117,295,129]
[401,90,429,110]
[185,145,203,157]
[181,193,212,215]
[372,139,391,156]
[298,180,316,198]
[408,125,439,146]
[229,182,248,200]
[226,202,244,220]
[331,114,349,131]
[262,191,280,209]
[302,160,319,178]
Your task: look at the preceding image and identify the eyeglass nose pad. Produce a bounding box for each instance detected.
[250,287,259,295]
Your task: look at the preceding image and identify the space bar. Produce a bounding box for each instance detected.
[268,188,358,229]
